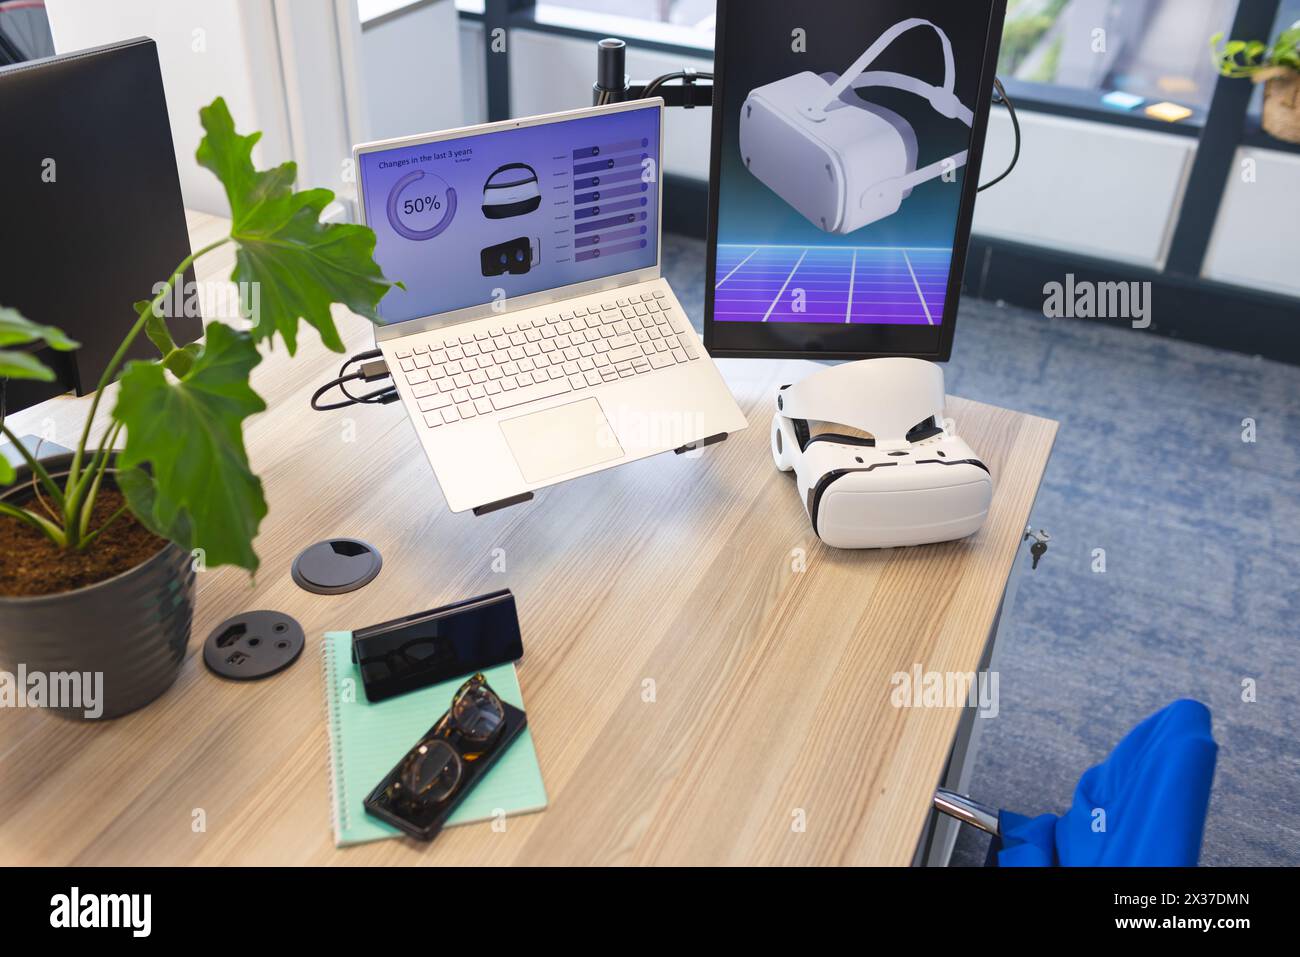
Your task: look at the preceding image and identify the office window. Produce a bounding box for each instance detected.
[542,0,714,29]
[517,1,1241,117]
[1247,0,1300,120]
[0,0,54,63]
[505,0,1263,125]
[1000,0,1239,112]
[532,0,714,47]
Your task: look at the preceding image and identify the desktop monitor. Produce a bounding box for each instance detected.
[703,0,1007,360]
[0,37,201,410]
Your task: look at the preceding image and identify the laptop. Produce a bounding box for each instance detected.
[355,99,748,514]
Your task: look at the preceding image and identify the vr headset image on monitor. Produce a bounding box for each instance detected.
[739,18,974,235]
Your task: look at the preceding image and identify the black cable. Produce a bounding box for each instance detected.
[336,349,392,405]
[978,76,1021,192]
[310,349,398,411]
[641,70,713,100]
[641,71,684,99]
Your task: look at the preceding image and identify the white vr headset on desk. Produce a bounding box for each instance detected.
[739,18,974,234]
[772,358,993,549]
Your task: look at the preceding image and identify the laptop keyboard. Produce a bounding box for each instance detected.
[391,290,702,428]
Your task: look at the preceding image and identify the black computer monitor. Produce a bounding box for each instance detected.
[704,0,1007,361]
[0,37,201,411]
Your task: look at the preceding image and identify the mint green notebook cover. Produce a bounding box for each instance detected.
[321,631,547,847]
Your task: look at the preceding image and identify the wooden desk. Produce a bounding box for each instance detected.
[0,212,1056,865]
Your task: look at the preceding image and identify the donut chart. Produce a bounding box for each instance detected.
[385,169,457,241]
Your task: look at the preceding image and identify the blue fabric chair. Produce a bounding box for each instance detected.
[935,699,1218,866]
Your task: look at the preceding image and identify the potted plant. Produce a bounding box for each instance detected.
[1211,21,1300,144]
[0,98,399,719]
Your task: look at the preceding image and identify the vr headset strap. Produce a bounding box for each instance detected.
[820,18,958,114]
[849,70,975,127]
[830,22,976,196]
[777,359,947,443]
[898,149,970,193]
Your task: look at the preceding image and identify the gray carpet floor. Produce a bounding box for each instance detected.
[664,232,1300,867]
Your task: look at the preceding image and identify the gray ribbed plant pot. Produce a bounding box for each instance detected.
[0,454,194,720]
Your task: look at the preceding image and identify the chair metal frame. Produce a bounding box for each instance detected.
[933,787,1000,836]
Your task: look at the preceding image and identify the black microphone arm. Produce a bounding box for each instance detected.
[591,37,713,109]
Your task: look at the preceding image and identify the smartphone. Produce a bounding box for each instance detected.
[351,589,524,702]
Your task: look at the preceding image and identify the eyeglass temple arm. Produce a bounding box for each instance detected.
[933,787,1000,836]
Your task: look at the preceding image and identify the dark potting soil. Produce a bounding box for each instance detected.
[0,487,166,597]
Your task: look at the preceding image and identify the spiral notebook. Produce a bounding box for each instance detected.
[321,632,547,847]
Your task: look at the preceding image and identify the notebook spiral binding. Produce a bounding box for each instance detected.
[321,638,350,842]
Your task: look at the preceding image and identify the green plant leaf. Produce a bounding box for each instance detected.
[0,306,79,350]
[115,466,192,544]
[1275,25,1300,70]
[0,454,14,485]
[0,306,79,381]
[162,342,202,379]
[195,97,401,355]
[0,349,58,382]
[135,298,178,358]
[113,322,268,572]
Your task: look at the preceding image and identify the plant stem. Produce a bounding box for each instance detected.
[26,465,58,522]
[68,417,122,527]
[78,421,124,540]
[64,236,230,539]
[78,500,130,551]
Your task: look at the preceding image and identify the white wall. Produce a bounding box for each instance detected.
[44,0,292,216]
[1203,147,1300,298]
[970,110,1197,269]
[359,0,464,140]
[46,0,367,217]
[460,20,486,126]
[275,1,368,206]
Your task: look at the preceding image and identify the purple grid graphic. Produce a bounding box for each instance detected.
[713,245,952,324]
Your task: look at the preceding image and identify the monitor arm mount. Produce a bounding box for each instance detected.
[591,37,712,109]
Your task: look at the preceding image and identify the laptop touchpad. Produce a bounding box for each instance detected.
[500,398,624,483]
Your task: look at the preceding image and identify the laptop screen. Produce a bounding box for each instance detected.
[359,104,661,326]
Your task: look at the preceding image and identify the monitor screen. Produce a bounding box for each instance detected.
[358,103,661,326]
[704,0,1006,360]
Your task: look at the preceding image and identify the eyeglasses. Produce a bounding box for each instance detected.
[388,674,507,809]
